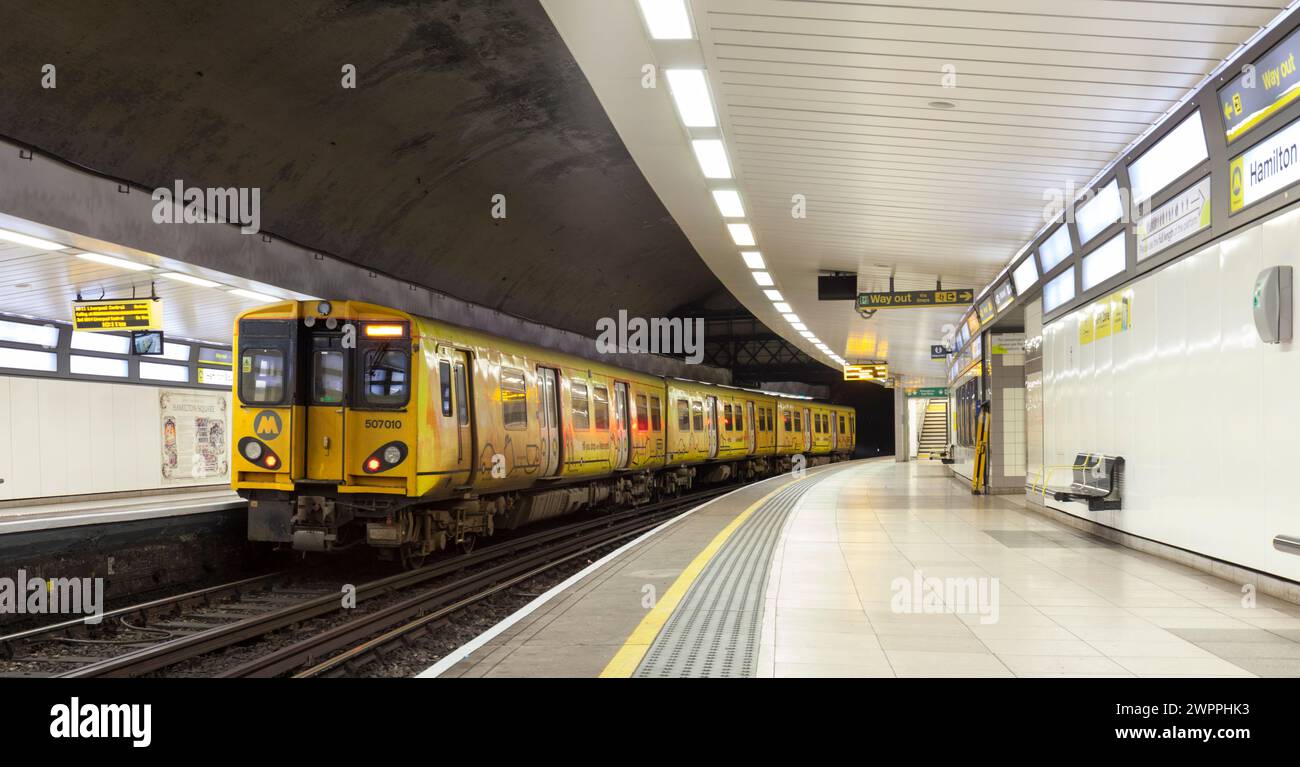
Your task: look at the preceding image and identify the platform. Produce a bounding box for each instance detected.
[0,487,244,535]
[427,459,1300,678]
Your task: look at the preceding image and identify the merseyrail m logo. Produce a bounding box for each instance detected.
[253,410,282,440]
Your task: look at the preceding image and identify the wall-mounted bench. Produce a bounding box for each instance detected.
[1031,453,1124,511]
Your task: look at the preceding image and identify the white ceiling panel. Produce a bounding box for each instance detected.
[544,0,1294,378]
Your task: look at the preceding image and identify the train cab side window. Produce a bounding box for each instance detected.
[650,396,662,431]
[676,398,690,431]
[454,362,469,426]
[240,348,286,405]
[592,385,610,430]
[439,361,453,417]
[572,382,590,430]
[361,347,409,407]
[691,401,704,432]
[736,406,744,433]
[636,394,649,431]
[501,366,527,430]
[723,403,733,431]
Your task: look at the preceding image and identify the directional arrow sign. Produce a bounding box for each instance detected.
[856,289,974,311]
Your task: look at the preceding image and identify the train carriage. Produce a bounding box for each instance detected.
[233,300,855,563]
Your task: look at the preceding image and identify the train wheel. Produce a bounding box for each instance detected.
[399,544,427,570]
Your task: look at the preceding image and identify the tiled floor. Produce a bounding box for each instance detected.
[756,460,1300,678]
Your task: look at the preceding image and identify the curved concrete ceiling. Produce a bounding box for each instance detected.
[0,0,723,338]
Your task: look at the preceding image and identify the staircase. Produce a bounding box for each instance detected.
[916,398,949,459]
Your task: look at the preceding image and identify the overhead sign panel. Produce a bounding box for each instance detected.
[1136,176,1211,261]
[843,363,888,382]
[72,299,162,332]
[1219,24,1300,143]
[855,289,973,312]
[1228,116,1300,213]
[906,387,947,398]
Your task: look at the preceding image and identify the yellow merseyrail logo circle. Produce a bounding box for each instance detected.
[253,410,282,439]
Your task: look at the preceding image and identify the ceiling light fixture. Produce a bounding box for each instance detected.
[76,252,152,271]
[636,0,693,39]
[752,271,774,286]
[711,189,745,217]
[692,139,732,179]
[158,272,221,288]
[773,302,792,313]
[666,69,716,127]
[741,251,765,269]
[727,223,755,247]
[228,288,280,303]
[0,229,66,251]
[763,289,783,301]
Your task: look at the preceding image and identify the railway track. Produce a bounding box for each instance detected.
[3,486,733,678]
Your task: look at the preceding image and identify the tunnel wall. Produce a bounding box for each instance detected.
[1042,202,1300,583]
[0,376,230,501]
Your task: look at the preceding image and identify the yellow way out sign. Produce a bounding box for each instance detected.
[72,299,163,331]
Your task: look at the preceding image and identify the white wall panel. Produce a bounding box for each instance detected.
[0,376,229,501]
[1042,206,1300,582]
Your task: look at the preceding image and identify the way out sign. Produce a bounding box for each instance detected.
[856,289,973,313]
[73,298,162,331]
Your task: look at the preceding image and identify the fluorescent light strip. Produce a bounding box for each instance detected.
[692,139,732,179]
[0,229,66,251]
[711,189,744,217]
[727,223,755,247]
[773,302,792,313]
[229,288,280,303]
[636,0,692,39]
[752,271,774,287]
[159,272,221,288]
[665,70,716,128]
[741,251,765,269]
[763,289,783,301]
[76,252,152,271]
[783,313,799,323]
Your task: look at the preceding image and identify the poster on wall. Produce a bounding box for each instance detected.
[1078,290,1134,346]
[160,390,230,483]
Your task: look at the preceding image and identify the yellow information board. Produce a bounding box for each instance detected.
[1078,291,1133,346]
[72,299,162,332]
[844,363,888,382]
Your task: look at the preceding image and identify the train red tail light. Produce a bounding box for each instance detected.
[363,441,407,474]
[238,437,281,471]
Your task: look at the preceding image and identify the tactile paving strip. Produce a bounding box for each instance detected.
[633,478,819,678]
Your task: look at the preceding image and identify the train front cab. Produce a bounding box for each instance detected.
[234,300,420,552]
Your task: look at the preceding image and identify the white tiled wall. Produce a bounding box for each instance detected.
[1001,387,1025,478]
[0,375,229,501]
[1042,203,1300,582]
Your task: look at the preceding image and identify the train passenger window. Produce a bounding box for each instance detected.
[723,404,733,431]
[592,385,609,430]
[501,367,527,430]
[240,348,286,405]
[736,406,744,433]
[311,349,345,404]
[783,410,792,431]
[636,394,649,431]
[650,396,662,431]
[839,415,846,434]
[676,398,690,430]
[361,347,409,407]
[455,362,469,426]
[691,401,703,432]
[572,383,590,430]
[793,411,802,432]
[439,361,452,417]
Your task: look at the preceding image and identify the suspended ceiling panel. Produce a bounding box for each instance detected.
[544,0,1291,378]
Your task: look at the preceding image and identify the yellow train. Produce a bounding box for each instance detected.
[233,300,855,563]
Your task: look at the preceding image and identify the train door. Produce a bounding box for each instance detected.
[802,407,812,452]
[306,332,346,481]
[536,367,561,477]
[746,401,756,452]
[706,395,719,458]
[830,410,839,447]
[451,349,474,483]
[613,382,631,469]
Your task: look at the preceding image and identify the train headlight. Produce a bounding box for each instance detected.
[243,441,263,461]
[383,445,402,464]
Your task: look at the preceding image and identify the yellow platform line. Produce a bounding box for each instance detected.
[599,479,801,678]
